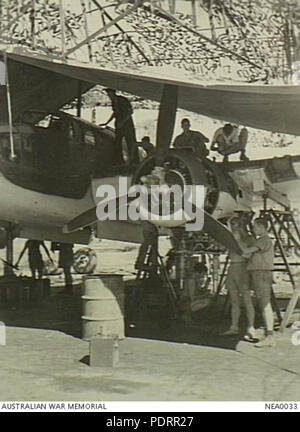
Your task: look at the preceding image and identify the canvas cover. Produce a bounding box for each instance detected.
[0,45,300,136]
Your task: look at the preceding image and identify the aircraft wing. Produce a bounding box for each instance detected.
[1,45,300,136]
[224,155,300,208]
[63,200,242,254]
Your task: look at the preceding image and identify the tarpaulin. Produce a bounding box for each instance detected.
[1,45,300,135]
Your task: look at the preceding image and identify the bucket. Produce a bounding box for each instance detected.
[81,274,124,340]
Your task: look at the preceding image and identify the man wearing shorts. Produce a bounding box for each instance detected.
[240,218,275,348]
[222,217,255,338]
[211,123,249,162]
[16,240,52,280]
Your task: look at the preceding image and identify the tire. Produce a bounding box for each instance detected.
[73,247,97,274]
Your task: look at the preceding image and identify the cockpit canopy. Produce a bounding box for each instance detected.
[0,111,117,198]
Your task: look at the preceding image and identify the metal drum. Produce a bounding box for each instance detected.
[81,274,124,340]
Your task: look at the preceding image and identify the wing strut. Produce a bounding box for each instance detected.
[155,84,178,166]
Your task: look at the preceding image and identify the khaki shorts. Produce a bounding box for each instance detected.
[226,262,250,295]
[249,270,272,301]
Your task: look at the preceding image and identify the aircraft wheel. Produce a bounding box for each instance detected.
[73,247,97,274]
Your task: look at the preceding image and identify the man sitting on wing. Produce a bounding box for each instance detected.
[211,123,249,162]
[173,118,209,158]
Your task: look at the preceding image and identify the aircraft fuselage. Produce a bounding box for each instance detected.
[1,112,300,247]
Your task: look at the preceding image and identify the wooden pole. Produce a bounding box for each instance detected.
[280,276,300,332]
[6,0,8,31]
[92,0,151,64]
[284,18,292,83]
[17,0,21,41]
[81,0,93,61]
[191,0,197,26]
[208,0,216,40]
[59,0,66,58]
[67,1,143,56]
[31,0,36,49]
[168,0,175,14]
[0,1,2,33]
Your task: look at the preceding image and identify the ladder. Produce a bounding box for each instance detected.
[260,209,300,330]
[260,209,300,290]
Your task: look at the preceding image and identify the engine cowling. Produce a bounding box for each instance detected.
[132,149,238,229]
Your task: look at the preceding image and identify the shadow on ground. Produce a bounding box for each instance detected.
[0,283,83,339]
[0,278,268,352]
[0,276,292,353]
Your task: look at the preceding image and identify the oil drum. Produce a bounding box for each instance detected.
[81,274,124,340]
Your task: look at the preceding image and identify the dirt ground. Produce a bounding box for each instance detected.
[0,315,300,401]
[0,237,300,402]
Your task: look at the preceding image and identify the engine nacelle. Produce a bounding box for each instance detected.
[132,149,238,229]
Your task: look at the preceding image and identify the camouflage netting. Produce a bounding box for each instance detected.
[1,0,300,148]
[1,0,300,83]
